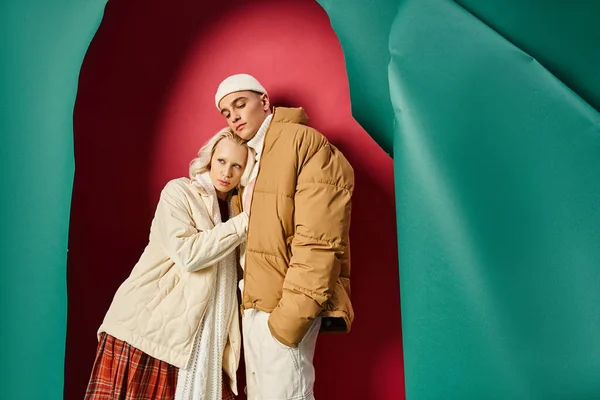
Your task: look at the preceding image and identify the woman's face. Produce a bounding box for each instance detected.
[209,138,248,199]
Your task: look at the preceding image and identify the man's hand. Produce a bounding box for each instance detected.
[243,178,256,214]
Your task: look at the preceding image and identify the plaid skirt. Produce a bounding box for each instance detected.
[85,333,236,400]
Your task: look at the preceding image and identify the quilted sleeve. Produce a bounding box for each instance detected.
[154,182,248,272]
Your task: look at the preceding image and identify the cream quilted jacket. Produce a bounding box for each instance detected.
[98,177,247,389]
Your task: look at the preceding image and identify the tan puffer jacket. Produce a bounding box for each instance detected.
[98,178,247,392]
[242,107,354,348]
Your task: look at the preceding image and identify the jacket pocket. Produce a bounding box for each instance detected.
[146,268,181,310]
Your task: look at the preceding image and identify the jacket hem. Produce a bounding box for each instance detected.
[98,322,189,369]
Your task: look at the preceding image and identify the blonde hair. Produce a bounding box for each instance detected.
[189,127,256,187]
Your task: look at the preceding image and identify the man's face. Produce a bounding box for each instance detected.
[219,91,270,140]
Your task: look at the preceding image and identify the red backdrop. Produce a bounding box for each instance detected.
[66,0,404,398]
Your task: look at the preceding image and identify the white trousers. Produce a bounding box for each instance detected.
[242,309,321,400]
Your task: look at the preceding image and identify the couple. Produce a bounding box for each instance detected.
[84,74,354,400]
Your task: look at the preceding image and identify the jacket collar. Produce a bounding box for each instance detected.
[272,107,309,125]
[193,172,219,223]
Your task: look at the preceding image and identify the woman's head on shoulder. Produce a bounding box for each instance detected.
[190,127,255,199]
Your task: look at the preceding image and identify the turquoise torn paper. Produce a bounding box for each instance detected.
[320,0,600,398]
[0,1,107,399]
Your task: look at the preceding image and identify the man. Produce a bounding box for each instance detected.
[215,74,354,400]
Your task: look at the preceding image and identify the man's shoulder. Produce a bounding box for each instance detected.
[272,120,326,148]
[267,107,329,155]
[279,122,324,138]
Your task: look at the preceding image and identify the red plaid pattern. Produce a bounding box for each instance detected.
[85,333,177,399]
[85,333,236,399]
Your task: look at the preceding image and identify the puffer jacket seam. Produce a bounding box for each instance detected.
[254,189,294,199]
[299,179,353,192]
[247,248,286,260]
[284,280,329,301]
[293,231,348,247]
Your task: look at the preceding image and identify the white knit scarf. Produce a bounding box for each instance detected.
[174,172,238,400]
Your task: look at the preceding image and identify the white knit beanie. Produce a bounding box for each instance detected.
[215,74,267,109]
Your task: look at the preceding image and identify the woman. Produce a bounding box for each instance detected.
[85,128,255,400]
